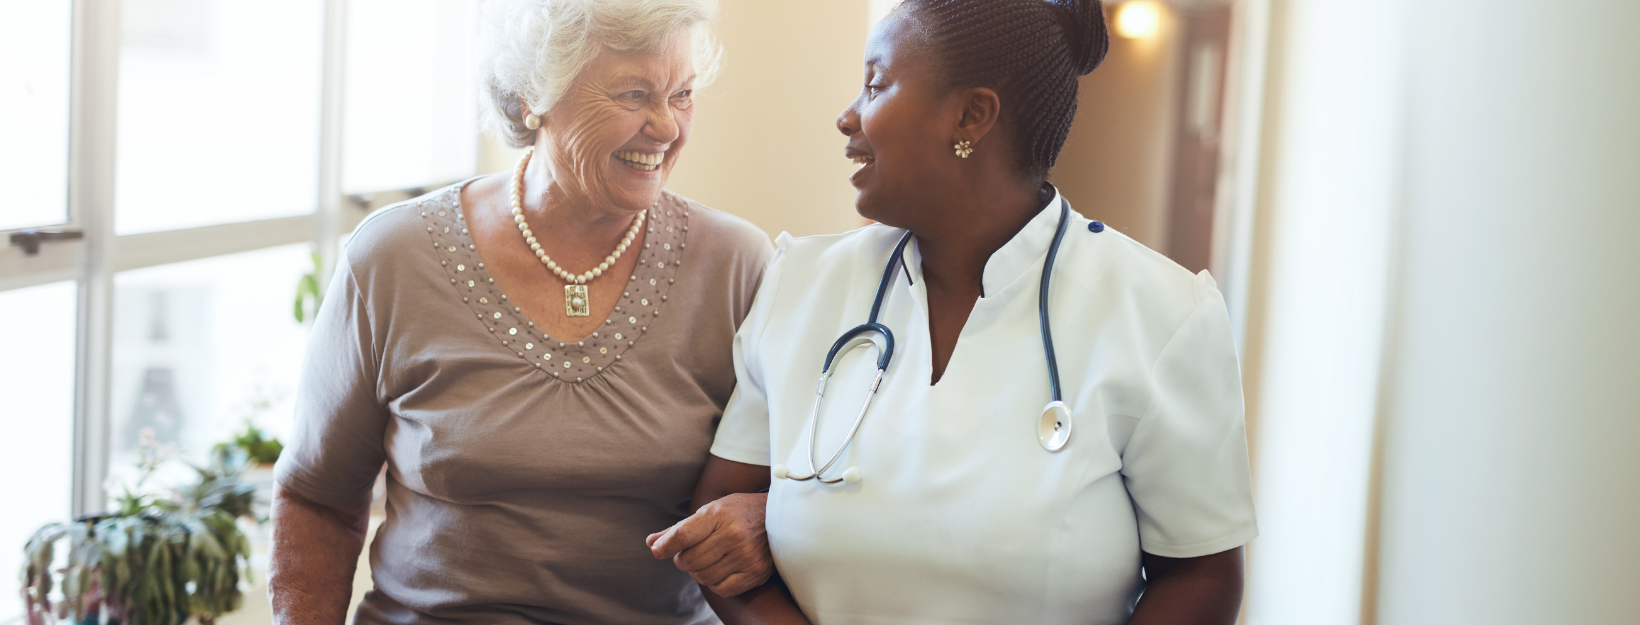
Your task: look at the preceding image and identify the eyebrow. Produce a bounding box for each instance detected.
[606,76,653,91]
[607,73,696,92]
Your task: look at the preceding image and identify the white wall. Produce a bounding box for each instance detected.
[1374,0,1640,622]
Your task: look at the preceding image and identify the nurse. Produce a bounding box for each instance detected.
[653,0,1255,622]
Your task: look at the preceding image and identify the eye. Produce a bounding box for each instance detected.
[619,90,646,101]
[670,89,694,110]
[865,83,884,97]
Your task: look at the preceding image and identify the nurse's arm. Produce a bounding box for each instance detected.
[650,455,811,624]
[1128,546,1245,625]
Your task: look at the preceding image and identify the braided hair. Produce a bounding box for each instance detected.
[901,0,1109,180]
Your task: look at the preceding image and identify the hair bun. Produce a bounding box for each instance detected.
[1051,0,1110,75]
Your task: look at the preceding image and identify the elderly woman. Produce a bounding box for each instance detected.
[268,0,775,623]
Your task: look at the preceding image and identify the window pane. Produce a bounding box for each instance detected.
[0,1,72,231]
[107,244,311,489]
[341,0,479,195]
[115,0,324,235]
[0,282,78,621]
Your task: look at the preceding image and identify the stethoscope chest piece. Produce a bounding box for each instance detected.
[1038,401,1074,452]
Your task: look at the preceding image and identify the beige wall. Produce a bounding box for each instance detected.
[1052,5,1185,251]
[664,0,873,238]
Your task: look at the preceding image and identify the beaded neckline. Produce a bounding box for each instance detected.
[419,183,692,383]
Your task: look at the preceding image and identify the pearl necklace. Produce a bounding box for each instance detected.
[511,147,645,316]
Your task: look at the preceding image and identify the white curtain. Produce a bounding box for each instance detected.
[1239,0,1640,623]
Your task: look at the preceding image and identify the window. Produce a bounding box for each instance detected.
[106,245,312,487]
[342,0,479,195]
[0,4,481,620]
[115,0,325,235]
[0,1,73,231]
[0,282,78,620]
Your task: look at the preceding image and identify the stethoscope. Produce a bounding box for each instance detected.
[772,199,1075,485]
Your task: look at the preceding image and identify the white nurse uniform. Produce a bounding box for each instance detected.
[710,188,1257,624]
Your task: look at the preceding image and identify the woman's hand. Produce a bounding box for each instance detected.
[657,455,811,624]
[1128,547,1245,625]
[269,486,371,625]
[647,492,773,596]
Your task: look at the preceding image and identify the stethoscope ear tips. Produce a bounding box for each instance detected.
[771,463,858,483]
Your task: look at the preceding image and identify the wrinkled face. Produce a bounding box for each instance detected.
[836,10,963,227]
[539,34,696,214]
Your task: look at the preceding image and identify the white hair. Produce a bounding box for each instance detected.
[478,0,724,148]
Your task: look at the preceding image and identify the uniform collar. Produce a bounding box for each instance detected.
[899,185,1068,298]
[978,184,1066,298]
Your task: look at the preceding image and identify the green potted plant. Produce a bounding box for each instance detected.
[21,429,260,625]
[293,249,324,324]
[216,419,283,467]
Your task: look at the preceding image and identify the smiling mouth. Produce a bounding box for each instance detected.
[852,155,874,168]
[614,150,663,172]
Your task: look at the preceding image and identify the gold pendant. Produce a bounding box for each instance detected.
[564,284,590,317]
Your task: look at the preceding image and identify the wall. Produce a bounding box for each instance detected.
[1052,3,1185,251]
[660,0,873,238]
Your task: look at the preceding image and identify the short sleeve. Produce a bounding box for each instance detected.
[273,253,390,510]
[1122,282,1258,558]
[709,234,792,466]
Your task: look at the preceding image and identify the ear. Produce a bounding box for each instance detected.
[955,86,1002,146]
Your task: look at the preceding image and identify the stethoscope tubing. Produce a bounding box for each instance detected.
[780,199,1073,483]
[791,350,885,483]
[782,232,913,483]
[1040,200,1071,403]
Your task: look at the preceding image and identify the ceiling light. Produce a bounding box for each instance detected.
[1114,0,1162,40]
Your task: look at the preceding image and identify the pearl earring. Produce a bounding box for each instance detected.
[525,113,541,130]
[954,140,973,158]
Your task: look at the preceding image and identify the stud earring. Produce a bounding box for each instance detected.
[525,113,541,130]
[954,140,973,158]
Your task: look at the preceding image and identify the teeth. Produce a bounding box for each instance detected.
[614,150,664,170]
[852,156,873,168]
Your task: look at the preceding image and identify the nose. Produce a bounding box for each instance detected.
[837,100,860,137]
[644,103,681,145]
